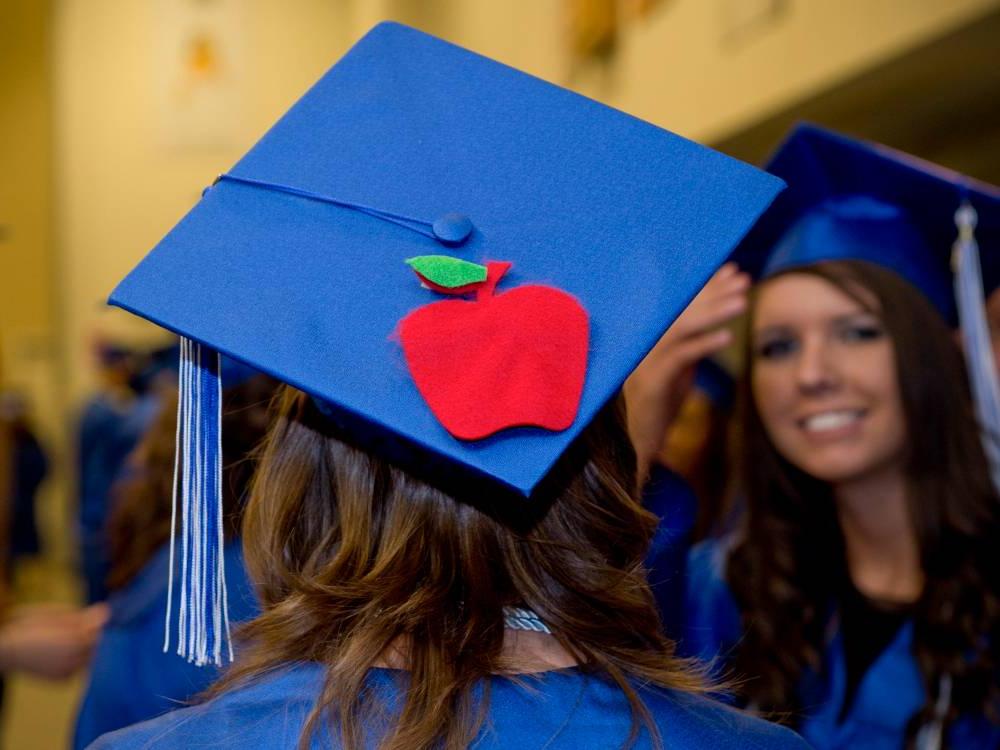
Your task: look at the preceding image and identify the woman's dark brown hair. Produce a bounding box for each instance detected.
[213,386,704,750]
[106,375,277,590]
[728,260,1000,743]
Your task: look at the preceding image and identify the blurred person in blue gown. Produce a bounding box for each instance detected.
[72,368,275,748]
[0,388,52,718]
[0,392,105,726]
[682,124,1000,750]
[77,341,192,605]
[76,341,141,603]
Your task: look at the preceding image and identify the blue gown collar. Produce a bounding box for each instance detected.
[801,619,925,747]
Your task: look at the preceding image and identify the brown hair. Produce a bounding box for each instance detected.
[213,386,704,750]
[106,375,277,591]
[728,260,1000,741]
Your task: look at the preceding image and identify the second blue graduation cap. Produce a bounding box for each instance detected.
[734,122,1000,323]
[109,22,784,663]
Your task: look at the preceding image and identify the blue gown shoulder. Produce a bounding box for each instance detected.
[642,465,699,638]
[73,540,260,749]
[680,536,742,665]
[87,664,809,750]
[679,538,1000,749]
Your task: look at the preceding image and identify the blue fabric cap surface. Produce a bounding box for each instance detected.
[733,122,1000,321]
[109,22,783,498]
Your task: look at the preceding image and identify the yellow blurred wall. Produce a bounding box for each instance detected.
[439,0,1000,141]
[53,0,1000,404]
[0,0,56,427]
[604,0,1000,141]
[53,0,357,402]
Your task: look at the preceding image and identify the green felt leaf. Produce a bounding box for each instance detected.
[405,255,488,289]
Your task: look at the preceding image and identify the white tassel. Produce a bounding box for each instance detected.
[915,674,951,750]
[162,341,185,653]
[164,337,232,666]
[953,202,1000,491]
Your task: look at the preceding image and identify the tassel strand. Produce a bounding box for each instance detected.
[953,202,1000,491]
[164,337,232,666]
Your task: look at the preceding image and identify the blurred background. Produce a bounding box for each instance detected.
[2,0,999,746]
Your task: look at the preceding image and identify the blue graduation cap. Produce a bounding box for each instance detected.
[734,123,998,319]
[734,122,1000,489]
[109,22,784,665]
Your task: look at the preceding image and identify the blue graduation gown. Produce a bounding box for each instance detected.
[643,464,699,640]
[77,393,160,603]
[73,541,259,749]
[682,539,1000,749]
[87,662,810,749]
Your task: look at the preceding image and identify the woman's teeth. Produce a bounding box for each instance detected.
[802,410,863,433]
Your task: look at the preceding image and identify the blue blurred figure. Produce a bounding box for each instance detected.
[73,369,275,748]
[76,342,140,603]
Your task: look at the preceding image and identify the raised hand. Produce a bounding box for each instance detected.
[624,263,749,482]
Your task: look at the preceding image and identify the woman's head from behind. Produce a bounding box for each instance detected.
[226,386,701,750]
[731,259,1000,731]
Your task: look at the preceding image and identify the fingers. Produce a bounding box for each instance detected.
[81,603,111,630]
[669,327,734,371]
[646,264,748,363]
[676,264,750,334]
[686,288,747,335]
[625,262,748,483]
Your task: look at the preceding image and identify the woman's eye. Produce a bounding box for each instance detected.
[755,338,796,360]
[839,323,884,343]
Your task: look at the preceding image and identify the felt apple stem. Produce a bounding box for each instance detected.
[476,261,512,301]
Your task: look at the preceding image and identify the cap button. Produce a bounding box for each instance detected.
[432,213,474,246]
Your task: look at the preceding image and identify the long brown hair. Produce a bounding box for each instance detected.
[214,386,704,750]
[106,374,277,590]
[728,260,1000,741]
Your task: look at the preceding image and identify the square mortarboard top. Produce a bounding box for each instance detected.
[732,122,1000,323]
[109,22,784,501]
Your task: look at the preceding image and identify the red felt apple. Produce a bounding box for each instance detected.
[398,258,589,440]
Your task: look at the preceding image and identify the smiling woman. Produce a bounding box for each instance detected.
[680,125,1000,750]
[685,257,1000,750]
[733,260,1000,728]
